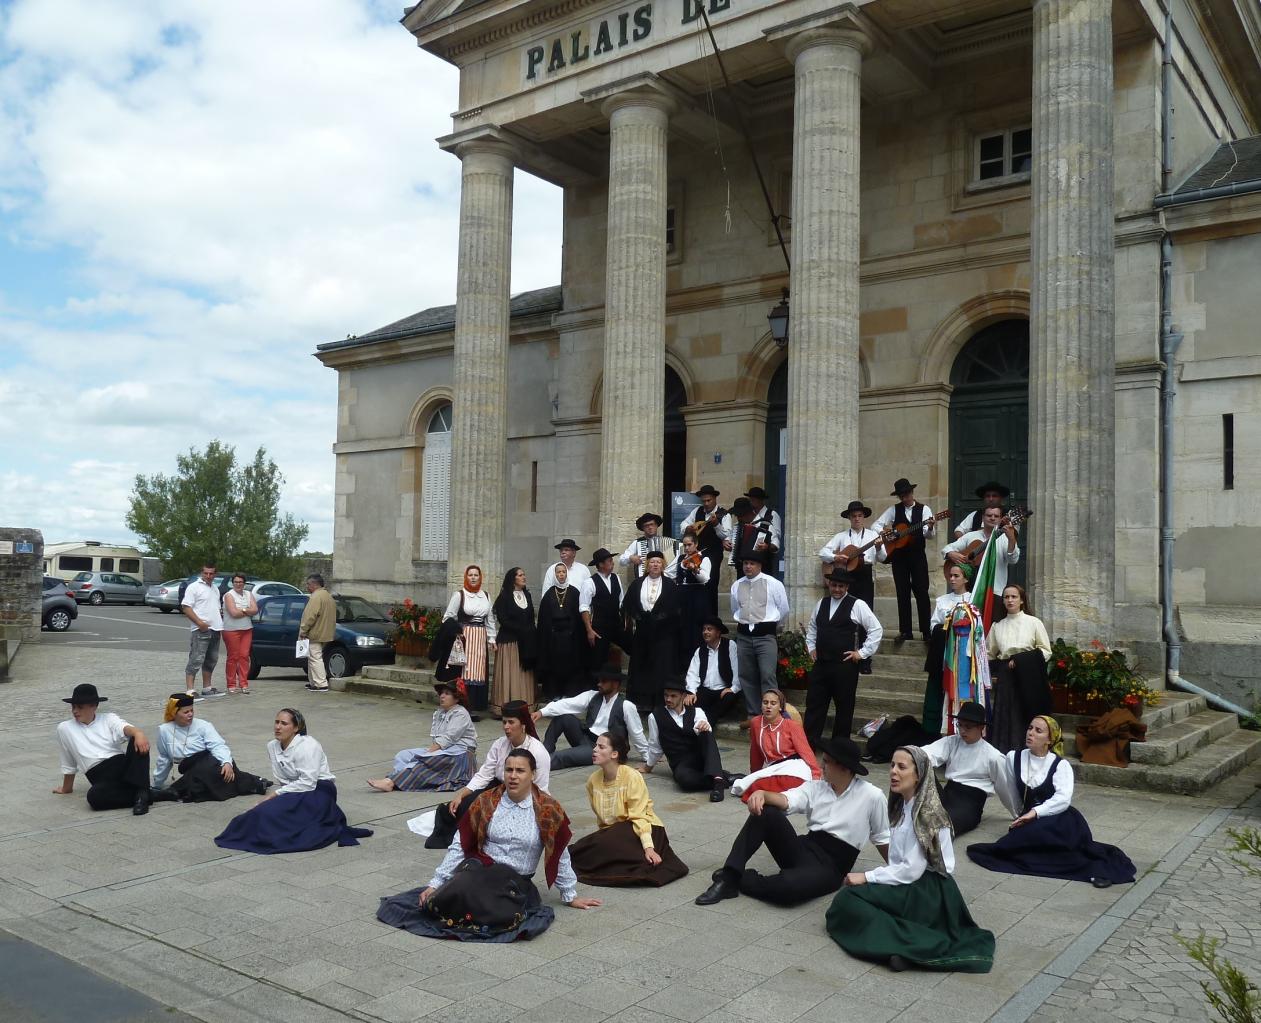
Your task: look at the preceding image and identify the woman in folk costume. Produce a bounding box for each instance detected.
[535,562,587,699]
[729,689,821,802]
[985,585,1053,753]
[442,565,497,714]
[827,745,995,973]
[922,564,980,736]
[939,598,991,735]
[968,715,1136,887]
[377,747,600,942]
[491,567,537,716]
[152,693,270,802]
[570,731,688,887]
[367,680,478,792]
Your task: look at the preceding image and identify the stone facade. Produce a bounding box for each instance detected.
[316,0,1261,699]
[0,527,45,681]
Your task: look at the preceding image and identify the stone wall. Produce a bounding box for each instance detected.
[0,528,44,681]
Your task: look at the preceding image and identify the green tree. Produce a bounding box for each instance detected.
[126,441,310,582]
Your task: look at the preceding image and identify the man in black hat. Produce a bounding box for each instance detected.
[53,684,158,815]
[953,481,1011,539]
[803,569,883,744]
[873,478,938,644]
[695,736,890,906]
[820,500,883,674]
[533,668,650,770]
[923,701,1017,835]
[579,547,626,673]
[725,497,774,570]
[683,616,741,723]
[730,550,790,716]
[543,539,590,592]
[642,678,733,802]
[620,513,678,579]
[679,485,726,613]
[742,486,782,562]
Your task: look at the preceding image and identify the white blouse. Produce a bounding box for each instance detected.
[267,734,335,795]
[443,589,498,642]
[1006,749,1073,818]
[987,611,1052,661]
[930,590,973,629]
[466,734,551,793]
[865,797,956,885]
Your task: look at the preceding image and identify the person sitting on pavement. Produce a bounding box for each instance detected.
[533,668,650,770]
[695,736,890,907]
[683,616,742,724]
[153,693,270,802]
[729,688,821,802]
[377,748,601,942]
[368,680,478,793]
[642,678,735,802]
[53,683,160,816]
[922,701,1017,836]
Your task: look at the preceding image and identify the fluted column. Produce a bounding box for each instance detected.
[597,90,676,543]
[447,140,514,589]
[1028,0,1115,643]
[782,27,869,622]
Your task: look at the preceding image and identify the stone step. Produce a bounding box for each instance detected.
[1128,709,1240,766]
[1071,728,1261,795]
[345,666,434,703]
[877,636,929,656]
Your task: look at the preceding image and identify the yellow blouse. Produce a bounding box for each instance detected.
[586,764,663,849]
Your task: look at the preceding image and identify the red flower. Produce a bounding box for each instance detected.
[794,667,806,679]
[1056,660,1067,669]
[1123,694,1139,707]
[403,598,414,608]
[778,658,789,667]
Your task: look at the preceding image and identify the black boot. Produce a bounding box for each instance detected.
[132,791,151,816]
[695,871,740,906]
[148,787,179,803]
[709,779,725,803]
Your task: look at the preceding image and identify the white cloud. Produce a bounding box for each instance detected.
[0,0,563,556]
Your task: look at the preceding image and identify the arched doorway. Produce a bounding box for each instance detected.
[663,366,687,518]
[948,319,1029,584]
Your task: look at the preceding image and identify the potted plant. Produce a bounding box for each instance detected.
[1048,639,1159,717]
[776,629,812,691]
[389,599,439,656]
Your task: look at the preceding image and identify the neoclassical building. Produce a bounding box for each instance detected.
[317,0,1261,702]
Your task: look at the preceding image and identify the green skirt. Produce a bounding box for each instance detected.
[825,870,994,973]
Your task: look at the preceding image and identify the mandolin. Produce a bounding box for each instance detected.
[959,507,1033,566]
[881,508,952,555]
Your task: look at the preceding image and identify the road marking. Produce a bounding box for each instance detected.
[79,612,191,631]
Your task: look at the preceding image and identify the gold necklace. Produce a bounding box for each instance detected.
[555,586,568,608]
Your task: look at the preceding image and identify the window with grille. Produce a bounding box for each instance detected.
[420,404,453,561]
[975,127,1032,184]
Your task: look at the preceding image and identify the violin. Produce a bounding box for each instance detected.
[681,550,703,573]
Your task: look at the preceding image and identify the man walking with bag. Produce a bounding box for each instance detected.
[300,574,337,692]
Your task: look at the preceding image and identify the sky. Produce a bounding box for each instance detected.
[0,0,562,555]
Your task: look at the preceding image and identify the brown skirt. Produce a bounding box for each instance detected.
[569,820,689,888]
[491,641,536,714]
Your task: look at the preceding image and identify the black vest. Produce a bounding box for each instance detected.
[814,594,860,661]
[893,503,926,554]
[690,508,726,558]
[1015,752,1062,814]
[586,692,628,741]
[589,573,622,628]
[650,705,698,767]
[697,638,734,686]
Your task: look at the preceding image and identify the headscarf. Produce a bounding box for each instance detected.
[551,563,570,591]
[1035,715,1065,755]
[501,699,538,739]
[958,562,975,583]
[163,692,194,722]
[462,565,483,593]
[890,745,955,875]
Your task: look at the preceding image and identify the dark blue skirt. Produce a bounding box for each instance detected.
[214,779,372,854]
[967,806,1135,884]
[376,884,554,943]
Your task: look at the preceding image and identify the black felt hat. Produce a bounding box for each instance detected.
[744,487,769,500]
[815,736,867,775]
[953,701,987,725]
[554,539,581,551]
[841,500,873,519]
[700,615,729,635]
[63,683,106,705]
[695,485,720,498]
[731,497,753,514]
[974,481,1010,499]
[826,568,856,584]
[635,513,664,530]
[588,548,615,566]
[890,478,917,496]
[662,675,688,693]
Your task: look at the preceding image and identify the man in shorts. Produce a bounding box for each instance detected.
[181,562,224,699]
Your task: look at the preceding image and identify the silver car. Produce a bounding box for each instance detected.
[145,579,185,613]
[68,571,147,605]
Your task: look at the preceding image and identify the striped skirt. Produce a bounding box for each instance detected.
[460,625,488,685]
[390,750,477,792]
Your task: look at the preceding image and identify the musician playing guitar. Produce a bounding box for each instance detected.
[872,479,943,645]
[942,506,1022,622]
[819,501,883,675]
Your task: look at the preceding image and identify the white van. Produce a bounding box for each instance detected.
[44,541,147,581]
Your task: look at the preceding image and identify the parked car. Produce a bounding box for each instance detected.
[145,579,185,613]
[248,593,395,681]
[247,580,303,598]
[42,577,78,631]
[67,571,147,605]
[175,573,262,605]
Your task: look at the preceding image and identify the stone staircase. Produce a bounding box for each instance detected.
[349,637,1261,795]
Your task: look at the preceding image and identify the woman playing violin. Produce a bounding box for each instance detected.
[666,534,713,667]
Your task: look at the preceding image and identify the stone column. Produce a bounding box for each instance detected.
[781,27,869,622]
[446,139,515,590]
[597,90,675,544]
[1027,0,1115,643]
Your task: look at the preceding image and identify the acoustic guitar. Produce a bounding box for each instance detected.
[826,529,897,577]
[880,508,952,555]
[958,507,1033,566]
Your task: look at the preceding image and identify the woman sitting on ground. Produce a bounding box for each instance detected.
[826,745,995,973]
[152,693,270,802]
[368,680,478,793]
[730,689,821,802]
[967,715,1137,887]
[985,585,1052,753]
[214,708,372,854]
[569,732,689,887]
[377,748,601,942]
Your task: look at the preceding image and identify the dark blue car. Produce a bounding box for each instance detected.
[248,593,395,681]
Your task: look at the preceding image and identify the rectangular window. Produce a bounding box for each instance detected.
[1224,414,1234,490]
[59,555,93,572]
[120,558,140,573]
[665,207,676,254]
[974,127,1033,183]
[99,557,115,571]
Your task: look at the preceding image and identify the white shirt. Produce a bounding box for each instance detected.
[466,734,551,793]
[685,642,742,694]
[681,504,729,542]
[865,798,956,885]
[873,502,937,539]
[578,572,623,613]
[221,589,256,632]
[930,590,974,630]
[645,705,712,769]
[1006,749,1073,818]
[664,551,712,585]
[987,611,1052,661]
[783,777,892,849]
[730,573,791,625]
[443,589,498,642]
[820,527,885,567]
[57,712,130,775]
[542,561,590,593]
[941,529,1021,597]
[619,535,678,577]
[181,578,224,631]
[924,734,1017,811]
[751,506,782,549]
[955,508,1021,538]
[804,596,884,659]
[153,717,233,787]
[267,733,335,795]
[638,575,665,612]
[539,691,650,762]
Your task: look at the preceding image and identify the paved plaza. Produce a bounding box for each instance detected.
[1,641,1258,1023]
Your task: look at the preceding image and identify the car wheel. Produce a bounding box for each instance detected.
[324,646,353,680]
[248,657,261,681]
[88,591,105,605]
[44,609,73,632]
[159,607,174,614]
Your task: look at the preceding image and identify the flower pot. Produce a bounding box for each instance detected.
[394,634,430,658]
[1049,684,1073,715]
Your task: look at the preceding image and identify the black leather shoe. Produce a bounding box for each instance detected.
[132,793,150,816]
[888,954,909,972]
[1091,877,1114,889]
[894,633,910,645]
[695,874,740,906]
[709,783,725,803]
[148,787,178,803]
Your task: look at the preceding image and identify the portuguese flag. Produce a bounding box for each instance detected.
[971,530,1000,631]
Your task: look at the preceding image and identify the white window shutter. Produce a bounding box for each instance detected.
[421,431,452,561]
